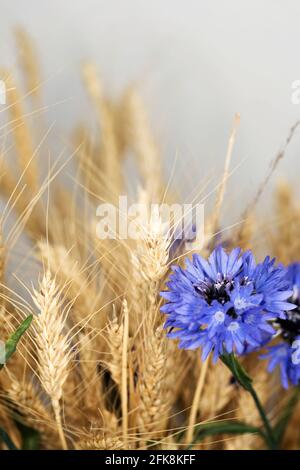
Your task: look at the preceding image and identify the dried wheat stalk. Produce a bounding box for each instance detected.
[31,271,73,449]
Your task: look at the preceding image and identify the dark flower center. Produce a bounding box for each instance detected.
[277,295,300,344]
[194,275,254,320]
[194,278,233,305]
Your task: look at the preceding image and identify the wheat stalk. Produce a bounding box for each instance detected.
[106,308,123,390]
[121,88,163,201]
[31,271,72,449]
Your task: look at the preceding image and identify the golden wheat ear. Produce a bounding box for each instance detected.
[31,271,73,449]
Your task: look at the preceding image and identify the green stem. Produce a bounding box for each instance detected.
[220,353,277,449]
[273,385,300,447]
[248,386,277,450]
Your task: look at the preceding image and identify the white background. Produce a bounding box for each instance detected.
[1,0,300,219]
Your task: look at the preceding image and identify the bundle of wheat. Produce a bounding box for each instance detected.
[0,30,299,451]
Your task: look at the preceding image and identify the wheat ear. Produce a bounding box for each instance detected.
[4,372,58,449]
[76,434,125,450]
[137,326,170,442]
[31,271,72,449]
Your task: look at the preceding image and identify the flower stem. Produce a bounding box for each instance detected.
[248,386,276,450]
[220,353,276,449]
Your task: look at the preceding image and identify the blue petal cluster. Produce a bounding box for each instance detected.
[262,262,300,388]
[160,247,294,362]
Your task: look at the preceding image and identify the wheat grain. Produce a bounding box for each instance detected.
[3,372,58,449]
[31,271,73,449]
[76,434,125,450]
[137,326,170,442]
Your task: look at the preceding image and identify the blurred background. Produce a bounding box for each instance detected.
[1,0,300,220]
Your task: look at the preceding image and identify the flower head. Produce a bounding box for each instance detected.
[262,262,300,388]
[160,246,294,362]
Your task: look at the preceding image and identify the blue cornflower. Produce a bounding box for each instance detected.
[262,262,300,388]
[160,246,294,362]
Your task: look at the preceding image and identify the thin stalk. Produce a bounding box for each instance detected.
[121,301,129,447]
[248,386,276,450]
[186,358,209,444]
[52,398,68,450]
